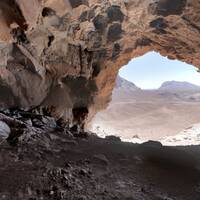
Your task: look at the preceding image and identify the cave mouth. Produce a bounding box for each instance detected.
[90,51,200,146]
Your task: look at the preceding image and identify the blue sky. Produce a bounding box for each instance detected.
[119,52,200,89]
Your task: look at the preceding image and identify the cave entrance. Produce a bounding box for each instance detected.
[90,51,200,146]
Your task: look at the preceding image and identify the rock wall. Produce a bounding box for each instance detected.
[0,0,200,125]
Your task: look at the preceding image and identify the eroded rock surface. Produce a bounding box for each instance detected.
[0,0,200,124]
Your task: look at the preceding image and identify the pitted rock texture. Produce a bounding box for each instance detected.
[0,0,200,124]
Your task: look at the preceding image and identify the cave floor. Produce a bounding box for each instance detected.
[0,114,200,200]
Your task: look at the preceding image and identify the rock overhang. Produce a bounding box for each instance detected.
[0,0,200,127]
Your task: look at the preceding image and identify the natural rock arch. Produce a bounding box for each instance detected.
[0,0,200,125]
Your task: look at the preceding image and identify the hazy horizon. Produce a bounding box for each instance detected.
[119,51,200,89]
[118,75,200,90]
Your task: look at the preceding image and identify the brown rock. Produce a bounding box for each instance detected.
[0,0,200,126]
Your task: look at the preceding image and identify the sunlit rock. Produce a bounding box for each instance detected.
[0,0,200,126]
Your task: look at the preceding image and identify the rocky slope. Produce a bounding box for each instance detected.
[161,123,200,146]
[0,0,200,125]
[0,109,200,200]
[115,76,140,91]
[91,78,200,141]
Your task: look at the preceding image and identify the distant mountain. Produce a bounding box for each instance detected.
[91,79,200,142]
[159,81,200,91]
[115,76,140,91]
[115,78,200,92]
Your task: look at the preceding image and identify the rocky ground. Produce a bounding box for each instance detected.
[0,110,200,200]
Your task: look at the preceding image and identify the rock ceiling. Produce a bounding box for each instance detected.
[0,0,200,124]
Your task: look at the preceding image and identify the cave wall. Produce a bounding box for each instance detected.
[0,0,200,123]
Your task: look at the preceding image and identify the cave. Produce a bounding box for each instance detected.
[0,0,200,124]
[1,0,200,199]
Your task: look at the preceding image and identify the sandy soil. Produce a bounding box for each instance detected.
[91,89,200,141]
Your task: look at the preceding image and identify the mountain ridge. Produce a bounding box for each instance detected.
[116,76,200,91]
[91,77,200,141]
[159,80,200,91]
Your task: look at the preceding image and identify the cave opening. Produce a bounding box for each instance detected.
[90,51,200,146]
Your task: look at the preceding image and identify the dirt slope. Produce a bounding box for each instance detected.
[0,113,200,200]
[0,110,200,200]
